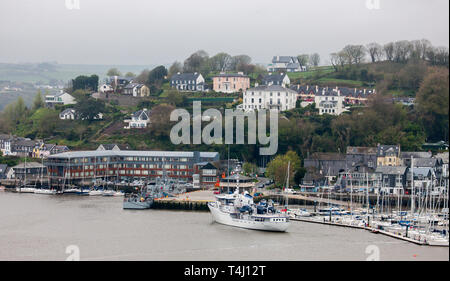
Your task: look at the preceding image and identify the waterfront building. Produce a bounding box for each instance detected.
[193,162,219,189]
[377,144,402,167]
[212,72,250,93]
[243,85,297,112]
[374,166,407,195]
[45,150,220,184]
[12,162,47,181]
[32,143,69,159]
[0,164,7,180]
[219,174,255,193]
[96,144,130,151]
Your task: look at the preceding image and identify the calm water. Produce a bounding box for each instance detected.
[0,192,448,261]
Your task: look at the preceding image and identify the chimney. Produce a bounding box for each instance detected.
[364,89,366,95]
[306,85,309,91]
[316,85,318,92]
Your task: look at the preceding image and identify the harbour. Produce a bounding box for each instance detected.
[0,191,448,261]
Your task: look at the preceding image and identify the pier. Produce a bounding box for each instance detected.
[290,217,443,246]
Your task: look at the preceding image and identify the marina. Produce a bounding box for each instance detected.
[0,191,448,261]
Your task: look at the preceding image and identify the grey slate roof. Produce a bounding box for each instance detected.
[400,151,432,159]
[246,84,297,94]
[170,73,201,81]
[213,73,248,78]
[377,144,400,157]
[0,164,7,174]
[262,73,287,84]
[272,56,298,64]
[375,166,407,175]
[13,162,46,169]
[412,158,439,167]
[48,150,219,159]
[346,146,377,155]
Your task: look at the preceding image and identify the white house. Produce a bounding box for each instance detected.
[59,108,77,120]
[262,73,291,88]
[314,89,346,116]
[99,84,114,93]
[124,109,150,129]
[267,56,306,73]
[45,91,76,107]
[59,108,103,120]
[243,85,297,112]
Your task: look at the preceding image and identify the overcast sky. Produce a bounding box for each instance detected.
[0,0,448,66]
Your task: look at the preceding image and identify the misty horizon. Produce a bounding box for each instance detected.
[0,0,449,66]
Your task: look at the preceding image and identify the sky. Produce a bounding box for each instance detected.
[0,0,448,66]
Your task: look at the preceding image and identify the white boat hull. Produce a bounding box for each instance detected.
[16,187,36,193]
[34,189,57,195]
[208,203,289,232]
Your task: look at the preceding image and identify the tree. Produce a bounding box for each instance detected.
[230,55,252,71]
[416,67,449,141]
[125,72,136,78]
[149,104,176,138]
[309,53,320,67]
[167,89,186,106]
[183,50,209,73]
[265,151,301,188]
[366,43,383,63]
[242,162,258,175]
[393,40,413,63]
[210,52,232,72]
[297,54,309,68]
[343,45,366,65]
[107,68,122,76]
[384,42,395,61]
[32,90,45,111]
[74,97,105,122]
[168,61,183,77]
[72,75,99,92]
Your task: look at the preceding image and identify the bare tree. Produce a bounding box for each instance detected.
[384,42,395,61]
[297,54,309,68]
[309,53,320,67]
[366,42,383,63]
[343,45,366,64]
[393,40,413,63]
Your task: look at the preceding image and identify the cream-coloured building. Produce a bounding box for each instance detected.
[314,89,346,115]
[377,144,402,167]
[243,85,297,112]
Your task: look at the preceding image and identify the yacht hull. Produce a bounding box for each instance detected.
[208,203,289,232]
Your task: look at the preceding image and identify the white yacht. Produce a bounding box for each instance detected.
[208,189,290,232]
